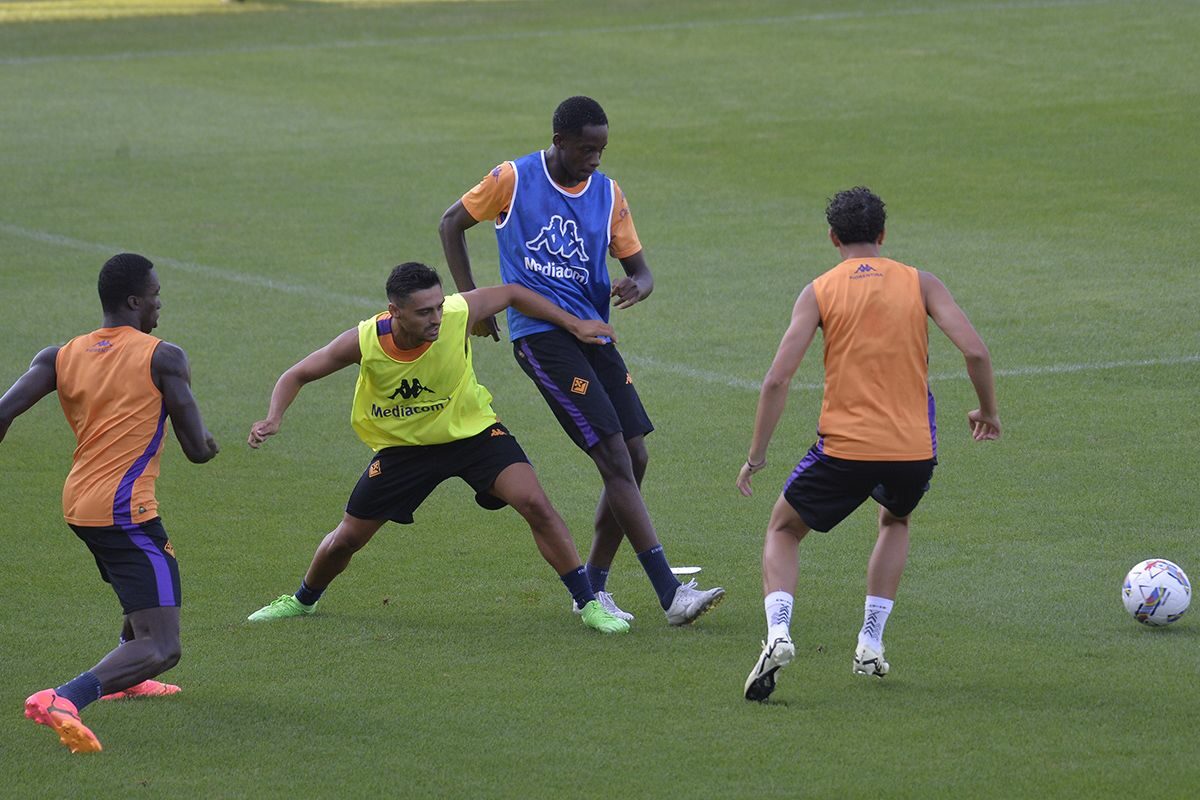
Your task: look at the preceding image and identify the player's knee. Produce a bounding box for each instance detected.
[512,491,558,528]
[329,528,369,555]
[589,435,635,481]
[153,636,182,672]
[627,439,649,479]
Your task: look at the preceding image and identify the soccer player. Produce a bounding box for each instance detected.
[1,254,220,752]
[245,262,630,634]
[738,187,1001,702]
[438,95,724,626]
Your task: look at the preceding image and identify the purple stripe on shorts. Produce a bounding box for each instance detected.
[783,447,822,493]
[927,386,938,458]
[518,340,599,448]
[113,402,175,606]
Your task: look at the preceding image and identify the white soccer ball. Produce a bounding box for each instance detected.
[1122,558,1191,626]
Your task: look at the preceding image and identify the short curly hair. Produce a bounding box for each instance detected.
[97,253,155,313]
[552,96,608,136]
[386,262,441,304]
[825,187,886,245]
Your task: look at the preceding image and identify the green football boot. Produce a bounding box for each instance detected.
[247,594,317,622]
[580,599,631,634]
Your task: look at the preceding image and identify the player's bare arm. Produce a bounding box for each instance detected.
[439,199,500,340]
[737,285,821,497]
[920,271,1001,441]
[248,328,362,448]
[463,285,615,345]
[0,346,59,444]
[152,342,219,463]
[612,250,653,310]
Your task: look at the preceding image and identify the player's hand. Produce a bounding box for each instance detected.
[611,277,648,310]
[736,458,767,497]
[471,315,501,341]
[205,434,220,457]
[247,419,280,449]
[569,320,616,345]
[967,409,1001,441]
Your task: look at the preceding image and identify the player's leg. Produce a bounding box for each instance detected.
[23,611,176,754]
[28,520,180,751]
[515,332,721,622]
[250,448,425,621]
[852,506,908,677]
[469,427,627,633]
[855,460,935,677]
[490,461,583,574]
[587,432,647,588]
[90,606,181,692]
[100,605,182,700]
[866,506,910,601]
[248,513,385,621]
[745,495,807,702]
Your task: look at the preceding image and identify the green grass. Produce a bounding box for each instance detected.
[2,0,1198,796]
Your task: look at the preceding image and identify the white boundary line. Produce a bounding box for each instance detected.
[0,0,1122,67]
[4,220,1196,392]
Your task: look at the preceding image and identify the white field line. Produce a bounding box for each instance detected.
[4,221,1196,392]
[0,0,1120,67]
[0,222,376,308]
[625,354,1200,393]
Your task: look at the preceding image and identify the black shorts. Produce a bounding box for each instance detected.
[69,517,181,614]
[513,329,654,452]
[782,445,937,533]
[345,423,529,524]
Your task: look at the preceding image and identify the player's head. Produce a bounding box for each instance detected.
[553,96,608,137]
[550,96,609,184]
[386,262,441,305]
[386,262,445,345]
[825,187,887,246]
[98,253,161,332]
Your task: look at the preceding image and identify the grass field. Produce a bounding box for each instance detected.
[1,0,1198,796]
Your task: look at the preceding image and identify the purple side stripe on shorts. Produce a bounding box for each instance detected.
[927,387,938,458]
[112,402,176,607]
[783,447,822,493]
[518,340,599,448]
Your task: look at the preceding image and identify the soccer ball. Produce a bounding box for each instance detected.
[1122,559,1191,626]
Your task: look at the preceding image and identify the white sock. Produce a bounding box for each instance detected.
[858,595,894,652]
[764,591,793,643]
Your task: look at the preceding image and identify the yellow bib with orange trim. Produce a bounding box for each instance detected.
[350,293,496,449]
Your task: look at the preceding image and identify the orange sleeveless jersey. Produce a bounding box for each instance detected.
[811,257,936,461]
[56,327,167,527]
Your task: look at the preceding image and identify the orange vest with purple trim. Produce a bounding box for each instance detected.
[56,327,166,526]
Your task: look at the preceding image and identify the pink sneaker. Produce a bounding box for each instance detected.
[24,689,102,753]
[100,679,181,701]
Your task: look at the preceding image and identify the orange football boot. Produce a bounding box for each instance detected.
[100,679,181,701]
[24,689,102,753]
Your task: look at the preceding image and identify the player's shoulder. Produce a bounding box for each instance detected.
[443,292,470,315]
[150,340,189,372]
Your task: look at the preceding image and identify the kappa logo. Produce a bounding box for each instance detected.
[570,377,589,395]
[164,540,176,558]
[490,427,508,437]
[625,372,633,385]
[850,263,883,280]
[388,379,435,400]
[87,339,113,353]
[368,460,382,478]
[526,215,589,263]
